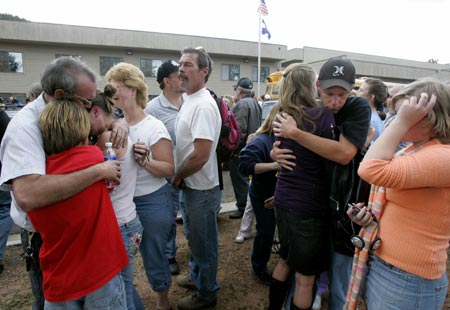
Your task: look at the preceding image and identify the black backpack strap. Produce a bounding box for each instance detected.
[216,152,224,190]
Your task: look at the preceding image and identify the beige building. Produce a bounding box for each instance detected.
[1,19,450,104]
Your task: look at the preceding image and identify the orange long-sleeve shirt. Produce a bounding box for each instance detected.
[358,143,450,279]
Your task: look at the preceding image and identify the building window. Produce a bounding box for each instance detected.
[55,54,81,60]
[140,59,162,78]
[100,56,124,76]
[252,66,270,82]
[0,51,24,73]
[221,64,240,81]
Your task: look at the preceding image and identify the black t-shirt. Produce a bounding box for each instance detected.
[329,96,371,256]
[334,96,371,151]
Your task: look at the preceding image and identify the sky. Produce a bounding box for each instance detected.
[2,0,450,65]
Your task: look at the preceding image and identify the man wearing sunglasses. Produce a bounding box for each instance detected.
[0,56,128,309]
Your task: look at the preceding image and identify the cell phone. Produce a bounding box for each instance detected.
[348,203,361,217]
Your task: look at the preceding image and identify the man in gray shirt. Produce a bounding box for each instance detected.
[228,77,262,219]
[145,60,185,275]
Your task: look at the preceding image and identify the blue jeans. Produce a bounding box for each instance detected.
[228,156,249,211]
[328,251,353,310]
[165,186,183,259]
[134,184,173,292]
[182,186,221,301]
[364,255,448,310]
[44,274,126,309]
[0,206,13,260]
[119,216,144,310]
[250,194,276,274]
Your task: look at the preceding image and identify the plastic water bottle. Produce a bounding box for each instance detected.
[103,142,117,192]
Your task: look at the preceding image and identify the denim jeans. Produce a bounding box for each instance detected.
[134,184,173,292]
[165,186,183,259]
[228,156,249,211]
[44,274,126,310]
[119,216,144,310]
[183,186,221,301]
[364,255,448,310]
[328,251,353,310]
[250,194,275,274]
[21,230,44,310]
[0,206,13,260]
[238,194,255,236]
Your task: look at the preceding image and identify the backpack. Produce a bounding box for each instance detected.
[208,89,241,190]
[208,90,241,163]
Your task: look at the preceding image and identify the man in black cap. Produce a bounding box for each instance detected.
[228,77,262,219]
[145,60,185,275]
[271,57,371,310]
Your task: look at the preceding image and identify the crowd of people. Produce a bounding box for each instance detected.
[0,48,450,310]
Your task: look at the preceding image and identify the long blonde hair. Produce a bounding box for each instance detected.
[278,63,318,131]
[255,104,280,136]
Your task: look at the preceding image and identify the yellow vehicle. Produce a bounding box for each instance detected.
[265,71,283,100]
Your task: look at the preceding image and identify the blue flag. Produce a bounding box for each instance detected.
[262,19,271,40]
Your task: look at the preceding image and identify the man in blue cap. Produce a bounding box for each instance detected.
[228,77,262,219]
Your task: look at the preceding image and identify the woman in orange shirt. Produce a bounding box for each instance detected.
[349,78,450,309]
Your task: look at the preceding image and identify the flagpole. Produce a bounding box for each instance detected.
[257,1,262,99]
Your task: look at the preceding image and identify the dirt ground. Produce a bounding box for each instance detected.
[1,213,450,310]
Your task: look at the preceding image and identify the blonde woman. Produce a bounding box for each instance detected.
[269,64,335,310]
[349,78,450,309]
[105,63,174,310]
[35,98,128,309]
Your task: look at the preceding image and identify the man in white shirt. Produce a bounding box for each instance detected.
[172,47,221,310]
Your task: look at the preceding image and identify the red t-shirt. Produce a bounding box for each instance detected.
[27,146,128,302]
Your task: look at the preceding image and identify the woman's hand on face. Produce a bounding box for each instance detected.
[396,93,436,129]
[272,112,298,139]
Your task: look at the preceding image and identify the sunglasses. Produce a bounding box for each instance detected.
[62,95,94,112]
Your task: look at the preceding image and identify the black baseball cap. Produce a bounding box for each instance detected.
[157,60,179,84]
[318,58,356,92]
[233,77,253,90]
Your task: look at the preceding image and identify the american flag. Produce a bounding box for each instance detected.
[258,0,269,16]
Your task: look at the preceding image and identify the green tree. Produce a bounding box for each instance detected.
[0,13,29,22]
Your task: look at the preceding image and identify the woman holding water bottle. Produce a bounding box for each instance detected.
[105,63,174,310]
[89,84,145,310]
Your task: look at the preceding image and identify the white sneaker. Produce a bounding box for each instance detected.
[235,232,249,243]
[312,294,321,310]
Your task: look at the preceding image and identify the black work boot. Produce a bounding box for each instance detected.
[268,277,290,310]
[290,300,312,310]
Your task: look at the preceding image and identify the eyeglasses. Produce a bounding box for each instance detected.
[67,95,94,112]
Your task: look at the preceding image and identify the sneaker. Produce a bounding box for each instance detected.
[255,270,271,286]
[0,259,3,274]
[312,294,322,310]
[175,215,184,225]
[271,238,280,254]
[228,210,244,219]
[168,258,180,275]
[177,293,217,310]
[234,232,250,243]
[176,274,196,290]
